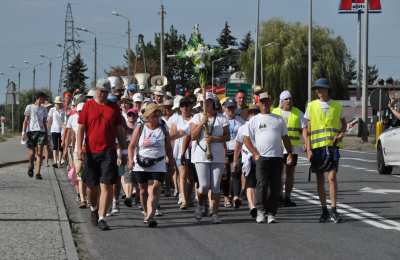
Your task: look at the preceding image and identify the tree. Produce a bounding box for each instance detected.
[217,21,237,49]
[64,54,88,93]
[368,65,379,84]
[240,18,352,109]
[239,31,253,52]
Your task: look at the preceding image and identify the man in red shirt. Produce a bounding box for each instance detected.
[76,79,126,231]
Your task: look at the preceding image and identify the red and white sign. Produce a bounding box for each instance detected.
[339,0,382,13]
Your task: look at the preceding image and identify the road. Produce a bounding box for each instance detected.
[57,149,400,260]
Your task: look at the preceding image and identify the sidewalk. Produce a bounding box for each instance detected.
[0,139,78,260]
[0,136,28,166]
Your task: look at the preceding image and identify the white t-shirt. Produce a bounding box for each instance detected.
[235,122,252,163]
[280,109,307,154]
[66,113,79,152]
[190,113,228,163]
[133,125,167,172]
[24,104,48,132]
[225,114,245,151]
[169,115,191,159]
[48,107,65,133]
[304,100,343,120]
[245,113,288,158]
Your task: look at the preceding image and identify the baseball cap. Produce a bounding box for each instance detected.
[86,88,96,98]
[96,79,111,92]
[127,84,137,92]
[205,92,217,101]
[279,90,292,101]
[259,92,270,100]
[224,97,236,108]
[127,108,139,116]
[132,93,144,102]
[313,78,330,89]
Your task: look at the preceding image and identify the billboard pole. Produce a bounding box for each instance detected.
[356,11,362,100]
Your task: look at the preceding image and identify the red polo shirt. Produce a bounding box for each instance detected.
[78,99,123,153]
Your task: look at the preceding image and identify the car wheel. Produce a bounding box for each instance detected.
[377,143,392,175]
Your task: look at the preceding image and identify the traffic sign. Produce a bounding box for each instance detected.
[339,0,382,13]
[225,83,252,104]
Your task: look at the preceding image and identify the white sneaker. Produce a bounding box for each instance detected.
[111,204,120,216]
[256,210,266,223]
[177,193,183,205]
[267,214,278,224]
[212,214,221,224]
[155,209,163,217]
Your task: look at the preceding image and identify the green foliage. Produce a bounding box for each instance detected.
[217,21,237,49]
[64,54,88,93]
[239,31,253,52]
[240,18,353,110]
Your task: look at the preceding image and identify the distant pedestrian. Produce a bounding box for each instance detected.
[22,91,48,179]
[76,79,126,231]
[47,96,65,168]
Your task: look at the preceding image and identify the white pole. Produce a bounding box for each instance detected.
[253,0,260,93]
[308,0,313,102]
[361,0,369,142]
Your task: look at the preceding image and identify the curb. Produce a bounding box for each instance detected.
[49,166,80,260]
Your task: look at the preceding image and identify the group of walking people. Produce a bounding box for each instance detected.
[21,76,347,230]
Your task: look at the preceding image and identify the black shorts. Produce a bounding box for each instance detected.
[283,153,298,166]
[51,132,62,150]
[26,131,46,149]
[83,149,118,187]
[245,159,257,188]
[135,171,163,184]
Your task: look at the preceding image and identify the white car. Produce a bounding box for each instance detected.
[377,127,400,174]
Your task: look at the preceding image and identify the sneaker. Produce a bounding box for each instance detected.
[79,201,87,209]
[284,198,297,207]
[224,197,232,208]
[180,203,188,210]
[267,214,278,224]
[27,169,34,177]
[249,208,257,218]
[212,214,221,224]
[98,219,110,231]
[90,210,99,226]
[35,174,43,180]
[319,211,330,223]
[52,163,58,168]
[124,197,133,207]
[195,205,202,221]
[177,193,183,205]
[256,210,266,223]
[330,210,342,224]
[173,189,179,197]
[233,198,242,209]
[155,208,163,217]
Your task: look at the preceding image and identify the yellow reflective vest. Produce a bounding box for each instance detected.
[307,99,343,149]
[272,106,302,147]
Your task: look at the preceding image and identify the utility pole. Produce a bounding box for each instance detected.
[356,11,362,100]
[32,67,36,102]
[127,19,132,80]
[308,0,313,102]
[49,60,52,93]
[94,36,97,84]
[253,0,260,92]
[160,4,166,77]
[361,0,369,142]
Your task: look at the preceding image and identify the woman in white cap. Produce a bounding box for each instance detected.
[190,92,229,223]
[47,96,65,168]
[128,103,175,227]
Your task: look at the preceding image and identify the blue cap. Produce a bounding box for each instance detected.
[224,97,237,108]
[127,84,137,92]
[313,78,330,89]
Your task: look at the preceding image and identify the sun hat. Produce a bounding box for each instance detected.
[54,96,63,104]
[143,103,162,119]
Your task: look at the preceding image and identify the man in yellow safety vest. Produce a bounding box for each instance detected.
[305,78,347,223]
[272,90,307,207]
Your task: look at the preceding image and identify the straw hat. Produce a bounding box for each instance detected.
[143,103,162,119]
[54,96,63,104]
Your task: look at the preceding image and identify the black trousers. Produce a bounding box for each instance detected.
[255,157,283,215]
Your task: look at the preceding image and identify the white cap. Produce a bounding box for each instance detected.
[132,93,144,102]
[165,91,173,99]
[96,78,111,92]
[86,88,96,97]
[205,92,217,101]
[279,90,292,101]
[194,88,201,96]
[172,95,183,110]
[153,85,165,96]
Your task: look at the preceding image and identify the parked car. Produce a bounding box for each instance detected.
[377,127,400,174]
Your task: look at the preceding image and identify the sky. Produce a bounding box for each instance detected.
[0,0,399,102]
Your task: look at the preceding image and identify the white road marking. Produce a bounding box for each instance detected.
[292,188,400,231]
[341,149,376,155]
[360,187,400,194]
[298,157,377,173]
[341,157,376,163]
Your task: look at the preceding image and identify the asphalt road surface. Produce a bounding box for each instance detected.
[57,149,400,260]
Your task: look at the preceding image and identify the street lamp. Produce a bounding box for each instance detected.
[112,11,132,80]
[76,27,97,84]
[24,60,44,102]
[39,54,62,94]
[211,58,224,93]
[260,42,279,89]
